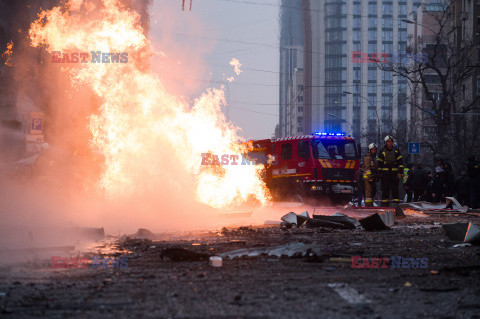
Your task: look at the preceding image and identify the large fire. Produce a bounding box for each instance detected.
[28,0,270,209]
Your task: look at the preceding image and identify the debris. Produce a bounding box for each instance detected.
[452,243,472,248]
[160,248,210,262]
[359,211,394,231]
[445,197,468,213]
[280,212,298,227]
[404,282,412,287]
[219,242,321,259]
[306,218,351,229]
[209,256,222,267]
[312,213,358,229]
[296,211,310,227]
[442,222,480,244]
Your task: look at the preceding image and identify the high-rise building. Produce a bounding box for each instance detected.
[279,0,304,137]
[299,0,417,146]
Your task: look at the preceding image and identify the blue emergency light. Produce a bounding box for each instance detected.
[313,132,346,137]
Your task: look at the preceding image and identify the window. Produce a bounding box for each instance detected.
[382,3,392,14]
[369,17,377,28]
[298,106,303,113]
[281,143,292,160]
[382,17,393,28]
[312,139,357,160]
[298,96,304,102]
[368,69,377,81]
[297,127,303,133]
[368,3,377,15]
[297,85,303,92]
[298,140,309,158]
[477,77,480,94]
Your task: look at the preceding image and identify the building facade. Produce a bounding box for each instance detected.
[279,0,304,137]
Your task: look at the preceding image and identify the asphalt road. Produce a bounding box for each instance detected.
[1,210,479,318]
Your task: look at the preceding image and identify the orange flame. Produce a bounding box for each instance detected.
[29,0,270,209]
[3,40,13,66]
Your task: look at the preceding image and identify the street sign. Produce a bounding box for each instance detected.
[408,142,420,154]
[30,112,45,135]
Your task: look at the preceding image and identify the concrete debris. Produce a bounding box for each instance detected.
[442,222,480,245]
[359,211,394,231]
[219,242,321,259]
[160,248,210,262]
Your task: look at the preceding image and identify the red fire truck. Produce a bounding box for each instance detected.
[248,132,360,204]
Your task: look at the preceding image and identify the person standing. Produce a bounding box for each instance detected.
[363,143,379,207]
[378,136,404,207]
[433,154,455,202]
[403,163,414,202]
[407,163,429,202]
[455,170,470,206]
[466,155,480,208]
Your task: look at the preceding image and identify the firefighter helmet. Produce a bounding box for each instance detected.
[369,143,377,150]
[384,135,394,144]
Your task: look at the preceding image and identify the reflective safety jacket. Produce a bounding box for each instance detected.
[378,146,404,174]
[362,153,378,181]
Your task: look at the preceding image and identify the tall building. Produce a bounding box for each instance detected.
[299,0,417,146]
[279,0,304,137]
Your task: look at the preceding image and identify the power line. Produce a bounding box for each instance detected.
[214,0,415,24]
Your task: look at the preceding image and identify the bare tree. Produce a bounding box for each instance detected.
[379,5,480,170]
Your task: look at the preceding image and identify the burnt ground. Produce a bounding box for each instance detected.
[1,210,480,318]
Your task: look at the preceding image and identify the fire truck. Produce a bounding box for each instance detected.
[248,132,360,204]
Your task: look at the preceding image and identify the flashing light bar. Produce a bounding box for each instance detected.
[313,132,346,136]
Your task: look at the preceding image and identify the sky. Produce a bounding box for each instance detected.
[151,0,280,140]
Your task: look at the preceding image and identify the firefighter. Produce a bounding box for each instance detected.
[378,136,404,207]
[363,143,378,207]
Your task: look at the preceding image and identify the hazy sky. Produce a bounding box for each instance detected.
[151,0,280,140]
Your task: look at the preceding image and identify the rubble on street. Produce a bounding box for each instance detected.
[1,206,479,318]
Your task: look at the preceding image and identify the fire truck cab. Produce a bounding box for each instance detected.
[250,132,360,203]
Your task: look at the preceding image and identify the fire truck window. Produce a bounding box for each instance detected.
[312,140,330,159]
[312,140,356,160]
[298,140,309,158]
[281,143,292,160]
